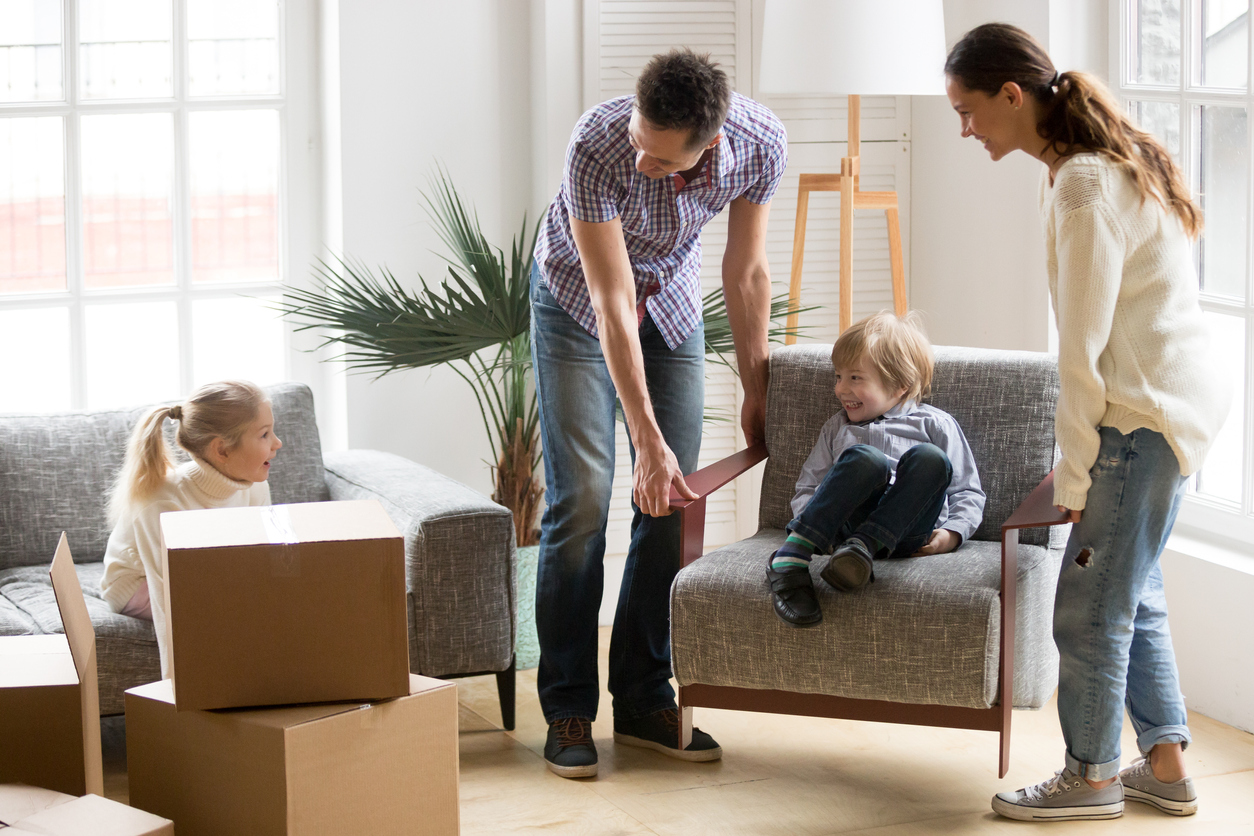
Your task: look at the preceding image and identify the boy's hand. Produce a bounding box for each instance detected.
[912,529,960,556]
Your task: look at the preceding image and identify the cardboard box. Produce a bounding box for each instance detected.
[0,784,172,835]
[126,675,458,836]
[0,535,102,797]
[160,499,409,711]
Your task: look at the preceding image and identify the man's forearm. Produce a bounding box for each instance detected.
[595,302,664,451]
[721,261,771,397]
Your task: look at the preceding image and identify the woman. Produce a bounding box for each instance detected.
[944,23,1228,823]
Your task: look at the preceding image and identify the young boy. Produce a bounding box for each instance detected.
[768,312,986,627]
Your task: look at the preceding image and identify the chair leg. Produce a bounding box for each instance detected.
[495,658,516,731]
[677,686,693,750]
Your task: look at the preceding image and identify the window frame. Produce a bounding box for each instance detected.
[0,0,320,412]
[1115,0,1254,544]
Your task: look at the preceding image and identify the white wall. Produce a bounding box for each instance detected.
[334,1,538,497]
[910,0,1054,352]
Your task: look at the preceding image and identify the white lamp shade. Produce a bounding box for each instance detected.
[759,0,947,96]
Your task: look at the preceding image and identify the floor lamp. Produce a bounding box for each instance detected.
[759,0,947,338]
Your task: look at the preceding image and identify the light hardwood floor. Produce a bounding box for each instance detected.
[104,628,1254,834]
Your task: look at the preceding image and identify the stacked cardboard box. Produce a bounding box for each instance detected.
[0,784,172,835]
[126,500,460,835]
[0,535,102,797]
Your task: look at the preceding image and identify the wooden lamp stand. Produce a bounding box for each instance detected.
[785,94,908,342]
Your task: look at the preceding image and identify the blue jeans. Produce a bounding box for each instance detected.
[789,443,953,559]
[529,265,704,723]
[1054,426,1191,781]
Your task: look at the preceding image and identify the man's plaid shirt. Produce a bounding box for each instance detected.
[534,92,788,349]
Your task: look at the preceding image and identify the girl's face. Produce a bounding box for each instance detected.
[945,76,1022,162]
[213,402,282,483]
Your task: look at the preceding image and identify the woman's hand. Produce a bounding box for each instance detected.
[1056,505,1082,524]
[912,529,961,556]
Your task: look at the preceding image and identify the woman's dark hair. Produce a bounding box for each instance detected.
[635,48,731,150]
[945,23,1201,237]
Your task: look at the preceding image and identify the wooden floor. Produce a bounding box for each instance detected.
[104,628,1254,835]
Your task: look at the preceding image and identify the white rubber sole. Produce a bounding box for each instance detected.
[991,796,1124,822]
[1125,787,1199,816]
[545,759,598,779]
[612,732,723,762]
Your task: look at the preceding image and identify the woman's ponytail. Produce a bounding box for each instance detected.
[108,403,181,525]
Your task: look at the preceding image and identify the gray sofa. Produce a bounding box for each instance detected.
[0,383,517,724]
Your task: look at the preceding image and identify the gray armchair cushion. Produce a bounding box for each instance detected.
[671,530,1061,710]
[758,346,1060,547]
[324,449,516,677]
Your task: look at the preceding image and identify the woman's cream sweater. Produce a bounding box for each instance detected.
[1039,153,1229,510]
[100,457,270,677]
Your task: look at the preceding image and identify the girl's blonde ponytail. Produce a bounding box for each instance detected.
[108,404,180,525]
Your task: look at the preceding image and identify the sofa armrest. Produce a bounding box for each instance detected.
[668,443,769,568]
[323,449,516,677]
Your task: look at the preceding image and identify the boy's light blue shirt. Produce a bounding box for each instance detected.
[790,399,987,544]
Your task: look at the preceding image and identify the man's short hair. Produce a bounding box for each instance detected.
[635,49,731,150]
[831,312,935,404]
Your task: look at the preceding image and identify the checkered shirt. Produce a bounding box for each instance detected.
[534,92,788,349]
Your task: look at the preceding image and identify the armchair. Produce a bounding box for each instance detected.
[669,345,1068,777]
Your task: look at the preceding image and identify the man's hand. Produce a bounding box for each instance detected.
[912,529,961,556]
[634,439,697,517]
[741,387,767,448]
[1056,505,1082,523]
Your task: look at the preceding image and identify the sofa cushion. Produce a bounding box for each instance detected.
[0,382,328,572]
[670,530,1061,710]
[0,562,159,715]
[758,345,1059,546]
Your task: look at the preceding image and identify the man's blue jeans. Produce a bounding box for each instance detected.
[529,266,704,723]
[1054,426,1191,781]
[789,443,953,559]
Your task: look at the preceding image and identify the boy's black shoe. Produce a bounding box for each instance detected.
[544,717,598,778]
[766,552,822,626]
[821,537,875,592]
[613,708,722,762]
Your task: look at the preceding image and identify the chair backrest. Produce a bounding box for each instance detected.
[0,382,330,570]
[758,345,1060,545]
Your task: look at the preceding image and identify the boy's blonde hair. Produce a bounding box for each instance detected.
[831,312,933,403]
[108,380,269,525]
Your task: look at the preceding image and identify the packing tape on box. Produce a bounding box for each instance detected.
[262,506,301,577]
[358,703,382,729]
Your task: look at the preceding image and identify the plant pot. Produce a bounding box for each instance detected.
[515,544,540,670]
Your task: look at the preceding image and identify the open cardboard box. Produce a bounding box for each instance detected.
[0,534,102,797]
[0,784,172,835]
[126,675,459,836]
[160,499,410,711]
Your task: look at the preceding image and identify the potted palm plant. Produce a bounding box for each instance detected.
[279,170,810,667]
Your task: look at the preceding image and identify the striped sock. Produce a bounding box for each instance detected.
[772,533,817,571]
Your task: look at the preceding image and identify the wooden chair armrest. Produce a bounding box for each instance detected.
[1001,470,1071,532]
[668,443,769,511]
[670,443,768,568]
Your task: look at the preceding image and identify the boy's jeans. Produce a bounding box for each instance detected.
[789,443,953,558]
[529,266,704,724]
[1054,426,1190,781]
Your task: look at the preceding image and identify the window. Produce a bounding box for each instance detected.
[0,0,291,413]
[1119,0,1253,541]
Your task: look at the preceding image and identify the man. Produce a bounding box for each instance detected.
[531,48,786,778]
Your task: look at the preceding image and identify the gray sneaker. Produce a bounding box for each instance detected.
[991,769,1124,822]
[1120,757,1198,816]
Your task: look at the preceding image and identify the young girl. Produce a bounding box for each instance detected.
[100,380,282,677]
[945,24,1228,822]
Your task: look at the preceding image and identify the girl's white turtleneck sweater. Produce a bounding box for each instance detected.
[1039,152,1230,510]
[100,457,270,677]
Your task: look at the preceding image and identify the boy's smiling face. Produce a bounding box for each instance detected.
[833,355,908,424]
